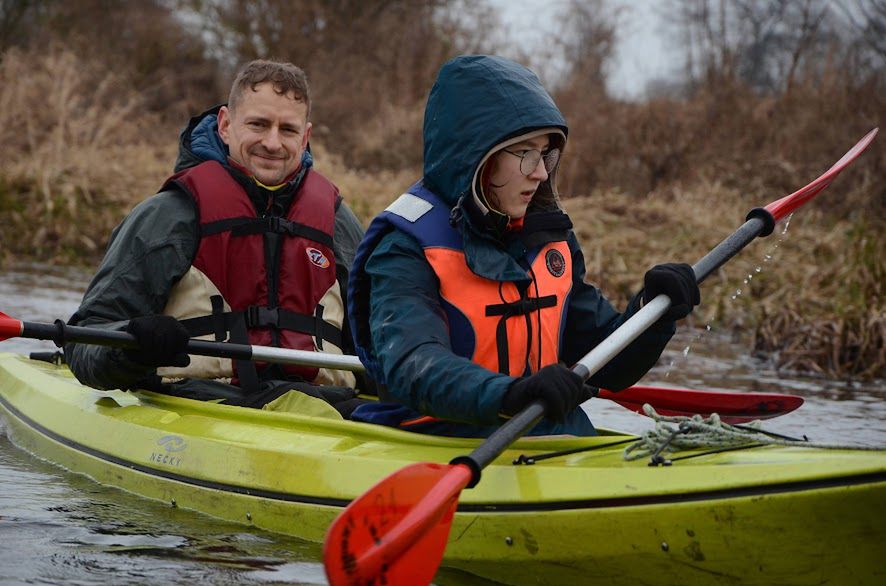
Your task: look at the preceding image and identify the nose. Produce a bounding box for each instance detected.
[262,127,283,151]
[528,157,548,181]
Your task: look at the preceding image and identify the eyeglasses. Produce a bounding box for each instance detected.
[502,147,561,176]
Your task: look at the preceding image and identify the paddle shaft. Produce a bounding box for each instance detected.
[8,320,364,373]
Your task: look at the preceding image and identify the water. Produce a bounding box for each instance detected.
[1,263,884,585]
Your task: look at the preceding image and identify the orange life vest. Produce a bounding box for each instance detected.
[350,184,573,380]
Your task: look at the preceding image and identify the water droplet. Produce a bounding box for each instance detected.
[755,266,762,273]
[705,325,712,331]
[682,346,690,357]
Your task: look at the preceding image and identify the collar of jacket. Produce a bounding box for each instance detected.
[450,195,573,283]
[226,162,310,216]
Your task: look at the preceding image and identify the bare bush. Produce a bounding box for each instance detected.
[178,0,502,169]
[2,0,224,121]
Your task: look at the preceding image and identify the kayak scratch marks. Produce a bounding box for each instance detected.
[671,559,743,583]
[683,539,705,562]
[450,515,478,542]
[712,504,737,527]
[520,528,539,555]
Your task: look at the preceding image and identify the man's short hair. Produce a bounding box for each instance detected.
[228,59,311,118]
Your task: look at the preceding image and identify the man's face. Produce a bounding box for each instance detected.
[217,82,311,186]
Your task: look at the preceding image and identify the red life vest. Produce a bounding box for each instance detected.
[165,160,341,384]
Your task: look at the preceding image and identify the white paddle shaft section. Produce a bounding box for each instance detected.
[236,296,670,380]
[250,346,366,372]
[571,293,671,381]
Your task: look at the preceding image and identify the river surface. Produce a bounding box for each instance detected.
[1,263,884,585]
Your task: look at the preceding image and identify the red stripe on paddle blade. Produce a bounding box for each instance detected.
[599,386,804,423]
[765,128,878,221]
[0,311,24,342]
[324,462,472,586]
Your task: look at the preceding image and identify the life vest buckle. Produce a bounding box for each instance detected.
[266,216,283,233]
[245,305,280,328]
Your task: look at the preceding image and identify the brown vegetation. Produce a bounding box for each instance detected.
[0,0,882,379]
[0,46,177,261]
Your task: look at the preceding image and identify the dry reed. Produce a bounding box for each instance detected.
[0,46,177,262]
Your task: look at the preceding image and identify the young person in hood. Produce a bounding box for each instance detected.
[65,60,365,415]
[348,55,700,437]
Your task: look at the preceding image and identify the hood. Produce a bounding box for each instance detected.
[422,55,568,210]
[174,105,228,173]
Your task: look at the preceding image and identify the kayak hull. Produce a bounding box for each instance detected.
[1,353,884,585]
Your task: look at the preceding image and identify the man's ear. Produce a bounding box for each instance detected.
[302,121,312,150]
[217,106,232,145]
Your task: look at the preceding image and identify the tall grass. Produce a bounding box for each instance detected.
[0,46,176,262]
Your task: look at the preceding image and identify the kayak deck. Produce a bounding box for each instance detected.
[1,352,884,585]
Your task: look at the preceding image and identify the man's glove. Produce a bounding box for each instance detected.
[501,364,594,423]
[642,263,701,321]
[124,315,191,368]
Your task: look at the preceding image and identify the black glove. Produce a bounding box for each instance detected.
[501,364,594,423]
[124,315,191,368]
[642,263,701,321]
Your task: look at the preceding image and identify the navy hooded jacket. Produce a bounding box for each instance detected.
[349,55,675,436]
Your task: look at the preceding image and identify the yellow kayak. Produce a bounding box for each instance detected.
[1,352,884,585]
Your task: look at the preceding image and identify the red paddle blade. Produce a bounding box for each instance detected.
[324,462,473,586]
[0,311,23,342]
[766,128,878,221]
[600,386,804,423]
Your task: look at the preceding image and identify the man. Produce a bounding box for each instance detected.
[65,60,365,411]
[347,55,699,437]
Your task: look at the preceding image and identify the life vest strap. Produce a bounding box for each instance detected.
[179,307,343,352]
[201,216,334,248]
[485,294,557,317]
[484,294,557,375]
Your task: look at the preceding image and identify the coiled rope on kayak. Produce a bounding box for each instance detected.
[624,404,881,465]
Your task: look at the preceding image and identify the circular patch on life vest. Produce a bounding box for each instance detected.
[545,249,566,277]
[306,247,331,269]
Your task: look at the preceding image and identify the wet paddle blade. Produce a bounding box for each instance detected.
[765,128,878,221]
[0,311,23,342]
[324,462,472,586]
[600,386,804,423]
